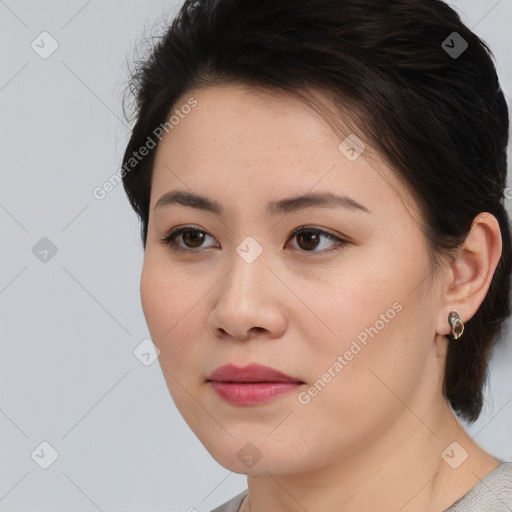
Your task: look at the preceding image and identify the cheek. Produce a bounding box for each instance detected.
[298,252,430,407]
[141,256,190,334]
[140,261,171,338]
[301,266,388,353]
[140,261,209,425]
[140,260,202,364]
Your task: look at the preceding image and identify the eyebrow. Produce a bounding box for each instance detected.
[154,190,371,215]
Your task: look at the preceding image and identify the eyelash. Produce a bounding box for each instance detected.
[159,225,349,254]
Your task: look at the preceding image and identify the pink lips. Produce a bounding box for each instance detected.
[207,363,304,405]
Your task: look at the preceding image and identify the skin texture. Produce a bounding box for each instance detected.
[140,85,503,512]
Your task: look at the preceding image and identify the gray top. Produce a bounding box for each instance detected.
[444,462,512,511]
[210,462,512,512]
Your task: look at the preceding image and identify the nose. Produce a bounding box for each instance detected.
[207,248,287,341]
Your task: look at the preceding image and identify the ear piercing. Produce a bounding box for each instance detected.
[448,311,464,339]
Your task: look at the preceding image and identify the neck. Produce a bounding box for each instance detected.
[240,401,500,512]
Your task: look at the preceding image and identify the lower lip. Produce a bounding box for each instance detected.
[208,381,302,405]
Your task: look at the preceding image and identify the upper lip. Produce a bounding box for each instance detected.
[207,363,303,383]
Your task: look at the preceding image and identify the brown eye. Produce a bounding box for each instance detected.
[181,230,206,248]
[296,231,321,251]
[289,227,348,253]
[160,226,217,251]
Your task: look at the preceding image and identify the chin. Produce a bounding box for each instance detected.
[197,432,307,476]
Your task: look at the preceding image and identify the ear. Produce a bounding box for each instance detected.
[436,212,502,337]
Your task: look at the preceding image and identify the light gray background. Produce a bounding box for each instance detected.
[0,1,511,511]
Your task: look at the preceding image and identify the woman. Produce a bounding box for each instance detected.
[121,0,512,510]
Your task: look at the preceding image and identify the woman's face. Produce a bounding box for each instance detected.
[140,85,447,474]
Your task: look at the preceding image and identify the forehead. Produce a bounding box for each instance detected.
[150,84,418,220]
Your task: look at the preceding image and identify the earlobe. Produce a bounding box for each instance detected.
[436,212,503,337]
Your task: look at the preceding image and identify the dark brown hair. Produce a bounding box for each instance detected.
[121,0,511,423]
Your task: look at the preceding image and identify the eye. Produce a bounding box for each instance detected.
[160,225,349,253]
[287,226,348,253]
[160,225,218,251]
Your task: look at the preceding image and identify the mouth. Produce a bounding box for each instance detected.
[206,363,305,405]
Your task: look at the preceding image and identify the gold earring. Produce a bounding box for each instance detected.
[448,311,464,339]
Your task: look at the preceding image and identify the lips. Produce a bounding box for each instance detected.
[206,363,304,405]
[207,363,302,383]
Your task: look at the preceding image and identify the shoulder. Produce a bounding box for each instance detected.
[444,461,512,511]
[210,489,248,512]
